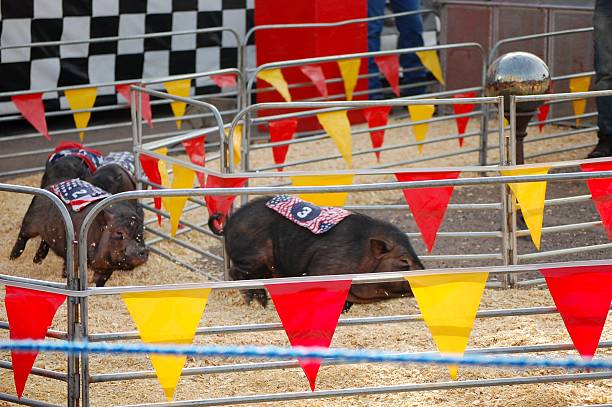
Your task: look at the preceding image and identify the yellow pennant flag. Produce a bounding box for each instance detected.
[162,164,196,237]
[122,288,212,401]
[406,272,488,380]
[257,69,292,102]
[416,51,445,85]
[164,79,192,129]
[408,104,435,154]
[224,125,243,165]
[500,166,551,249]
[316,110,352,167]
[156,148,170,189]
[569,76,591,127]
[504,117,510,128]
[337,58,361,101]
[64,87,97,141]
[290,174,354,207]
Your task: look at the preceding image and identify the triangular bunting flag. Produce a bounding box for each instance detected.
[580,161,612,239]
[122,288,211,401]
[257,68,292,102]
[224,124,243,166]
[406,272,488,379]
[116,84,153,128]
[537,81,553,132]
[157,152,171,225]
[416,51,445,85]
[12,93,50,141]
[162,164,196,237]
[316,110,352,167]
[374,55,400,97]
[210,74,237,89]
[182,136,206,187]
[290,174,354,207]
[299,65,328,98]
[500,167,551,249]
[266,280,351,391]
[363,106,391,161]
[164,79,192,129]
[337,58,361,101]
[64,87,97,141]
[452,92,477,147]
[408,104,435,154]
[395,171,461,252]
[140,149,167,225]
[5,286,66,398]
[569,76,591,127]
[269,119,298,170]
[204,175,248,220]
[539,265,612,358]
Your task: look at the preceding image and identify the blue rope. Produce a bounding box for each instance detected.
[1,340,611,370]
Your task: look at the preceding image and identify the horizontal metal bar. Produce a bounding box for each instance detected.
[407,231,502,238]
[0,392,62,407]
[90,340,612,384]
[119,371,612,406]
[146,246,221,281]
[144,226,223,262]
[515,89,612,103]
[419,254,502,260]
[87,305,567,342]
[518,243,612,260]
[0,322,67,340]
[515,278,546,287]
[0,360,67,381]
[141,203,221,241]
[516,221,602,237]
[345,203,502,211]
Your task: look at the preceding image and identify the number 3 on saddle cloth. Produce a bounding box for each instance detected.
[50,179,111,212]
[265,195,352,234]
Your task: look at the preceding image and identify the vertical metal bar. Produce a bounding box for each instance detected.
[499,97,512,289]
[132,86,144,189]
[67,246,79,406]
[506,96,519,287]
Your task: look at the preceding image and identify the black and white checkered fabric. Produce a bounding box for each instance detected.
[0,0,254,114]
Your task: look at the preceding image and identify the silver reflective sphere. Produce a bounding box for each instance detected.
[485,52,551,111]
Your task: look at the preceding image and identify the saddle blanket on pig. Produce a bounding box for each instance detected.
[51,179,111,212]
[265,195,352,234]
[99,152,136,176]
[48,145,103,173]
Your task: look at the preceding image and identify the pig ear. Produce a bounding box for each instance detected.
[103,209,116,226]
[370,238,392,258]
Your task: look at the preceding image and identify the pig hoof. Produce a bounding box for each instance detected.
[342,301,353,313]
[33,242,50,264]
[254,290,268,308]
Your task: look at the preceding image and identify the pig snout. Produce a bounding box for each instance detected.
[122,243,149,269]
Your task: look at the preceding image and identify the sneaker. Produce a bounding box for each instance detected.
[587,135,612,158]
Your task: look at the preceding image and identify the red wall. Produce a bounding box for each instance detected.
[254,0,369,131]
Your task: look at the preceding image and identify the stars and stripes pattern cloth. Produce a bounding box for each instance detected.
[48,147,104,173]
[265,195,352,234]
[100,151,135,176]
[50,178,110,211]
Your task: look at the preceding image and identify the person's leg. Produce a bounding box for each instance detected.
[391,0,427,88]
[590,0,612,157]
[368,0,386,99]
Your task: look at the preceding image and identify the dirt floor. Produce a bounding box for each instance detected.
[0,115,610,406]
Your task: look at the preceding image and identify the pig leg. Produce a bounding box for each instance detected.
[10,214,40,260]
[33,241,50,263]
[342,301,354,313]
[229,264,270,308]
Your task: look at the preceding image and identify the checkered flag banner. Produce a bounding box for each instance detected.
[100,151,135,176]
[50,178,111,212]
[266,195,352,234]
[0,0,254,114]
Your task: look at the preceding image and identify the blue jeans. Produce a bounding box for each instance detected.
[368,0,426,97]
[594,0,612,137]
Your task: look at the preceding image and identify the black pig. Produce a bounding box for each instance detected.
[209,195,424,311]
[89,152,136,194]
[10,179,148,286]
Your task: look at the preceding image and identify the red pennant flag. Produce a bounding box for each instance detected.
[140,154,164,225]
[374,55,400,97]
[210,74,237,89]
[299,65,328,98]
[363,106,391,162]
[452,92,477,147]
[12,93,50,141]
[182,136,206,187]
[204,175,248,221]
[580,161,612,239]
[537,81,554,132]
[4,286,66,398]
[539,265,612,358]
[395,171,461,252]
[116,84,153,128]
[269,119,298,170]
[266,280,351,391]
